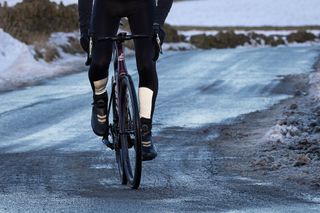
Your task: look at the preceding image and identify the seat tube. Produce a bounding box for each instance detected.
[116,41,128,78]
[115,41,128,135]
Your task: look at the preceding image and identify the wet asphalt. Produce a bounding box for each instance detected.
[0,47,320,212]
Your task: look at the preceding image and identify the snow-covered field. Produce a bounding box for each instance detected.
[0,29,84,91]
[167,0,320,27]
[180,30,320,38]
[1,0,319,27]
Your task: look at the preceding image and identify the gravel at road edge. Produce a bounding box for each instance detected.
[204,57,320,195]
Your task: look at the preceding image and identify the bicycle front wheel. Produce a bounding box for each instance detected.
[110,82,127,185]
[119,75,142,189]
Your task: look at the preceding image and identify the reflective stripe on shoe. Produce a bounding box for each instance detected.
[97,114,107,123]
[142,141,152,147]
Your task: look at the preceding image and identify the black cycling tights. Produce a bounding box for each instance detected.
[89,0,158,120]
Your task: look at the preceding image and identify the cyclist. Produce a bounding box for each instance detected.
[77,0,173,161]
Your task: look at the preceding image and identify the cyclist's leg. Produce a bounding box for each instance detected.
[89,0,120,136]
[128,0,157,121]
[128,0,158,160]
[89,0,120,94]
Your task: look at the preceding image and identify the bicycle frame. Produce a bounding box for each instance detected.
[106,39,129,144]
[114,40,129,133]
[114,41,129,78]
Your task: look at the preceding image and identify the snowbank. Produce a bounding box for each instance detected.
[0,29,84,91]
[180,30,320,38]
[162,42,196,51]
[167,0,320,27]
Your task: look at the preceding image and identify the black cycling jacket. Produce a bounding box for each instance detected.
[78,0,173,36]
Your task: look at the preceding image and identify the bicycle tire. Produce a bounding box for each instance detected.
[110,82,127,185]
[119,75,142,189]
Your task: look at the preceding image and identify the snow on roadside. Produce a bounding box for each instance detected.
[0,29,84,91]
[178,30,219,37]
[49,32,77,46]
[179,30,320,39]
[49,31,82,57]
[263,63,320,169]
[162,42,196,51]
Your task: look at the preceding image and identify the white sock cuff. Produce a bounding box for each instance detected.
[138,87,153,119]
[93,78,108,95]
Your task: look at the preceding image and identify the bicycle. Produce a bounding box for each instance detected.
[96,32,149,189]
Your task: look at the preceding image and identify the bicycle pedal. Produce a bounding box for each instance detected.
[102,138,114,150]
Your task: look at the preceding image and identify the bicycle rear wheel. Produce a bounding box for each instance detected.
[119,75,142,189]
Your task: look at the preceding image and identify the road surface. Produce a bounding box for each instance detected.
[0,46,320,212]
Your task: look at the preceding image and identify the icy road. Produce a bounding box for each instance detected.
[0,46,320,212]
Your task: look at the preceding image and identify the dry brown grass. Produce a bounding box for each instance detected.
[0,0,78,44]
